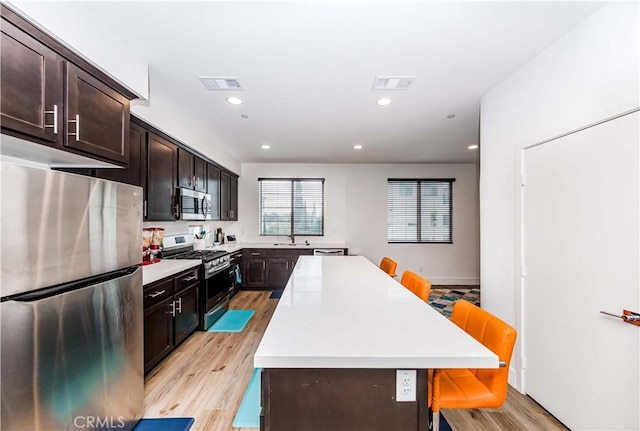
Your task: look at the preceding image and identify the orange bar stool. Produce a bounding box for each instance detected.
[379,257,398,278]
[428,300,517,431]
[400,271,432,302]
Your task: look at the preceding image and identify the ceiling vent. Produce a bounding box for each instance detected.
[198,76,243,91]
[372,76,415,90]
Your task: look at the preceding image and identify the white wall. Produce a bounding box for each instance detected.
[10,1,149,99]
[143,220,240,247]
[480,2,639,389]
[239,163,480,285]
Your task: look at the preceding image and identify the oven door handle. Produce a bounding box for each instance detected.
[207,262,231,277]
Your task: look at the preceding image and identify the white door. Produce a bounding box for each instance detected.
[523,111,639,431]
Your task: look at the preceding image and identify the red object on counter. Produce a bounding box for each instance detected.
[138,259,161,266]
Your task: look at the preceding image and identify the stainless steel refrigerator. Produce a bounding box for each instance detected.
[0,162,145,431]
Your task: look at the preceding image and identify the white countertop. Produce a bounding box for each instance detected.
[254,256,498,369]
[142,259,201,286]
[142,243,349,285]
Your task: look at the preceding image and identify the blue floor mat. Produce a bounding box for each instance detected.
[232,368,262,428]
[269,290,283,299]
[133,417,194,431]
[207,309,255,332]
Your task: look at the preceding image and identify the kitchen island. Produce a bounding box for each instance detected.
[254,256,497,430]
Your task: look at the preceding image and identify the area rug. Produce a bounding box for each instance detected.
[232,368,262,428]
[269,290,283,299]
[133,417,195,431]
[232,368,453,430]
[207,309,255,332]
[429,288,480,318]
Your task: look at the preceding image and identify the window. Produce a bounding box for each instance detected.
[387,179,454,243]
[259,178,324,236]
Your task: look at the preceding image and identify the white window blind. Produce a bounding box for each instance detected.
[387,179,453,243]
[259,178,324,236]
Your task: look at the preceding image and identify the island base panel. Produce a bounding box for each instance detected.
[261,368,428,431]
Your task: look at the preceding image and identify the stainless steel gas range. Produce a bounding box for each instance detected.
[162,235,235,330]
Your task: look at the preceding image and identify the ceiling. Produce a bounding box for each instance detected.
[46,1,603,164]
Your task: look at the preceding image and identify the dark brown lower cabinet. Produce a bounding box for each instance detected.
[243,249,268,288]
[143,268,199,374]
[266,258,290,289]
[174,284,199,345]
[243,248,313,289]
[143,297,174,374]
[261,368,429,431]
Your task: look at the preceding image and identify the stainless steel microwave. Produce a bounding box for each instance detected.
[178,188,212,220]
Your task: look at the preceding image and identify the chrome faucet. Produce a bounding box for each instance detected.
[288,234,295,244]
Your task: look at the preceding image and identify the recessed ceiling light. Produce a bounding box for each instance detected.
[468,145,479,150]
[226,96,243,105]
[377,98,392,106]
[447,114,456,119]
[353,145,363,150]
[261,144,271,150]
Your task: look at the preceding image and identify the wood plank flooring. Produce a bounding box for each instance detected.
[144,290,568,431]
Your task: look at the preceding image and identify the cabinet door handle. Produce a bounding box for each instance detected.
[262,261,266,270]
[237,254,243,258]
[68,114,80,141]
[143,200,147,217]
[176,297,182,314]
[175,204,180,218]
[285,261,288,269]
[44,105,58,134]
[168,301,176,317]
[146,290,165,298]
[183,275,198,282]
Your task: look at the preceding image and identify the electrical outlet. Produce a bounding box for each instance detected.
[396,370,416,402]
[418,266,423,273]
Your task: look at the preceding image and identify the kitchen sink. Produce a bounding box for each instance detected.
[272,243,310,246]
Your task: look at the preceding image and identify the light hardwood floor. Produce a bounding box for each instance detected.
[144,290,568,431]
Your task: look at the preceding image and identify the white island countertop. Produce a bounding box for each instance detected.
[254,256,498,369]
[141,259,201,286]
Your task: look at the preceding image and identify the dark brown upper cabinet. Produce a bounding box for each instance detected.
[95,122,147,215]
[229,175,238,221]
[0,4,136,166]
[194,157,206,193]
[207,163,221,220]
[178,148,206,192]
[65,63,130,165]
[147,133,177,221]
[0,19,63,148]
[220,170,238,221]
[220,170,230,221]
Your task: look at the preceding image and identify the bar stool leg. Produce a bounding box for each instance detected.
[429,409,440,431]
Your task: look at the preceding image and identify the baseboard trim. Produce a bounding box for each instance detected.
[428,277,480,286]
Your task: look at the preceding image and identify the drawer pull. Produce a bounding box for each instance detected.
[146,290,166,298]
[183,275,198,282]
[237,254,243,258]
[251,252,261,256]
